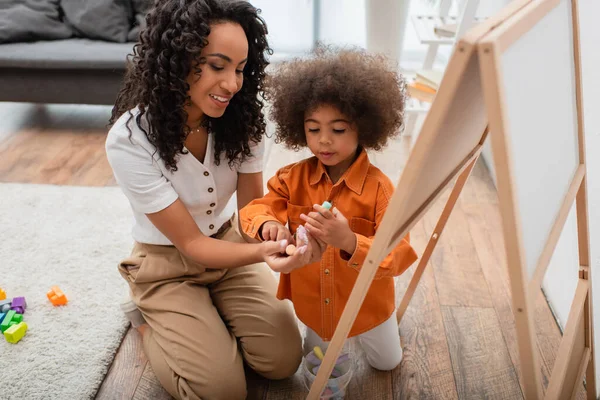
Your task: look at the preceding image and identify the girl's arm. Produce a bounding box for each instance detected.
[340,184,418,279]
[239,167,293,240]
[301,184,418,279]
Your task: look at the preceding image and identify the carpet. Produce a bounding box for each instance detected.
[0,183,133,400]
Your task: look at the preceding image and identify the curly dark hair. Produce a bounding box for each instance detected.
[109,0,272,172]
[266,46,406,151]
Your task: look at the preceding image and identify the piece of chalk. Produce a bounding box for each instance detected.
[306,352,321,365]
[312,364,342,379]
[285,244,296,256]
[313,346,324,360]
[336,353,350,364]
[321,201,332,210]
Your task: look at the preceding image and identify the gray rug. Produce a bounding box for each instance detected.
[0,183,133,400]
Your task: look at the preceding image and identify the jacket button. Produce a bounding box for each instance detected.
[324,298,330,305]
[210,203,216,207]
[324,269,330,275]
[204,171,209,176]
[208,187,214,193]
[206,210,212,215]
[209,224,215,229]
[351,263,358,267]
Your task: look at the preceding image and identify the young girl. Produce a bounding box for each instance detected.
[105,1,323,399]
[240,47,418,371]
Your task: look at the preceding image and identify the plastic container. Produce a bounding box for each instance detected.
[302,349,354,399]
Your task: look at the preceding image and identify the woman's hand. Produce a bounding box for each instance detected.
[300,204,357,255]
[260,221,294,244]
[260,226,326,273]
[261,239,309,273]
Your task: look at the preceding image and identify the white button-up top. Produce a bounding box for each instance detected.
[105,107,264,245]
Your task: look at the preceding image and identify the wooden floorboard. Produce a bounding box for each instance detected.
[96,327,147,400]
[393,220,458,400]
[442,306,523,399]
[0,104,585,399]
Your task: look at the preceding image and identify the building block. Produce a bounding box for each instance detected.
[0,313,5,325]
[4,321,27,344]
[10,296,26,314]
[0,299,11,313]
[0,288,5,300]
[47,286,68,306]
[0,310,23,333]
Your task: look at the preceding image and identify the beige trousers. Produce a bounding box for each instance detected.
[117,226,303,400]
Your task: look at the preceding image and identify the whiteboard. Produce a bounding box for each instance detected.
[500,0,579,279]
[389,46,487,246]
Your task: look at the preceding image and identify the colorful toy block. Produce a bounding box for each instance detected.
[47,286,68,306]
[0,313,5,325]
[0,288,6,300]
[4,321,27,344]
[0,299,11,314]
[0,310,23,333]
[10,296,26,314]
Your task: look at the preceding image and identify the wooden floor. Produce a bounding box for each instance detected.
[0,103,586,399]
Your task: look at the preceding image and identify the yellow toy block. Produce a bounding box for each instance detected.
[4,321,27,344]
[0,288,5,301]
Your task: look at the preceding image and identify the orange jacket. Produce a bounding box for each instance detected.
[240,149,418,339]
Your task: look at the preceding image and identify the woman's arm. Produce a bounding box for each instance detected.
[147,199,321,272]
[236,171,264,243]
[146,199,273,268]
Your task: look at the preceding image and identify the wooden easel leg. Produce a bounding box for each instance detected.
[396,153,480,324]
[576,178,596,399]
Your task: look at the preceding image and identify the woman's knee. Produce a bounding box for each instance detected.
[144,327,247,399]
[245,303,303,379]
[181,368,247,400]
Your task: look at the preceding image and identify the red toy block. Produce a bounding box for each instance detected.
[47,286,68,306]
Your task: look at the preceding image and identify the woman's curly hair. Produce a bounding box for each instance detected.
[266,46,406,151]
[109,0,271,172]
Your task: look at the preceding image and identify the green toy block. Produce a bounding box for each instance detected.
[322,201,332,210]
[4,321,27,344]
[0,310,23,333]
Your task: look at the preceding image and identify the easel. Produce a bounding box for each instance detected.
[307,1,595,399]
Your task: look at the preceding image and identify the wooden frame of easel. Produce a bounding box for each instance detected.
[307,1,596,399]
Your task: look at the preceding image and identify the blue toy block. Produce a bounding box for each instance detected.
[0,299,10,314]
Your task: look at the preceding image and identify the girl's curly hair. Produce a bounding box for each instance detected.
[109,0,271,172]
[266,46,406,151]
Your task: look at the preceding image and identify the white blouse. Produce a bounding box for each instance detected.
[105,107,264,245]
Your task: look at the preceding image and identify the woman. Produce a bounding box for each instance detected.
[105,1,320,399]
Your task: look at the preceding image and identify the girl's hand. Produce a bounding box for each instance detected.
[300,204,357,255]
[260,221,294,244]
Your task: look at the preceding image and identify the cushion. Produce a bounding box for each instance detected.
[127,0,152,42]
[0,0,72,44]
[61,0,133,43]
[0,39,134,70]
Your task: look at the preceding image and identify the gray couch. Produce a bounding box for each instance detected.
[0,39,133,105]
[0,0,147,105]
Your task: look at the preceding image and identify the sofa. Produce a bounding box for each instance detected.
[0,0,149,105]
